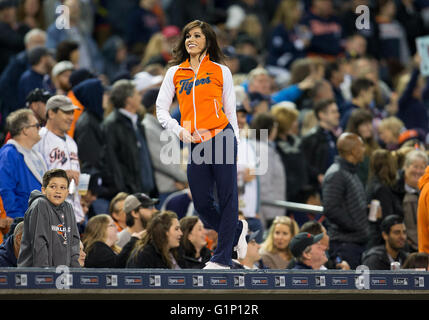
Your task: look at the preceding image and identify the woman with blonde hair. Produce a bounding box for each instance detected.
[399,149,428,251]
[141,32,169,67]
[267,0,309,69]
[260,216,299,269]
[377,116,404,150]
[83,214,142,268]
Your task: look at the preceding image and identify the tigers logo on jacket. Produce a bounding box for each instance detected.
[51,224,71,244]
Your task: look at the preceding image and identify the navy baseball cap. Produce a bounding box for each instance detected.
[236,103,248,114]
[289,232,324,258]
[246,230,260,243]
[26,88,52,106]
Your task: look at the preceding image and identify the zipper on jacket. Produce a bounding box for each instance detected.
[178,55,206,142]
[214,99,219,118]
[191,55,206,142]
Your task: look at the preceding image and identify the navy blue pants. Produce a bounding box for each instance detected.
[187,124,241,266]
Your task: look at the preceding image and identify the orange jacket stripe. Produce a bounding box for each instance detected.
[66,90,85,138]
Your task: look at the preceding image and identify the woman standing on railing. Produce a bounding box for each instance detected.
[156,20,248,269]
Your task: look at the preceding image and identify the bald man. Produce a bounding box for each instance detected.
[321,132,369,269]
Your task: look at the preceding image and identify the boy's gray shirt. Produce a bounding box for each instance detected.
[17,190,81,268]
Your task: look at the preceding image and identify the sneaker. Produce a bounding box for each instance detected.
[203,261,231,269]
[233,219,248,259]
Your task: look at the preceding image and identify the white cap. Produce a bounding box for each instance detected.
[133,72,163,92]
[52,61,74,77]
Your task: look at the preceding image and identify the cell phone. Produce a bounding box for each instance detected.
[335,256,342,264]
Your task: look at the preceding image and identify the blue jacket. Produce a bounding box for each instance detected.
[300,12,343,57]
[0,50,29,126]
[0,235,17,267]
[0,143,43,218]
[266,24,307,69]
[398,68,429,133]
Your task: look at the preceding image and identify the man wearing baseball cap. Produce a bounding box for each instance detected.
[116,193,158,248]
[233,230,268,269]
[34,95,84,224]
[51,60,74,95]
[26,88,52,126]
[289,232,328,270]
[2,88,52,144]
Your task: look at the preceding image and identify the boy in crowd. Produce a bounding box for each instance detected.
[18,169,81,268]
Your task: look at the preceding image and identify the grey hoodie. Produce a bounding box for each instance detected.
[17,190,81,268]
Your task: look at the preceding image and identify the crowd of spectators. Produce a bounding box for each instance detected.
[1,0,429,271]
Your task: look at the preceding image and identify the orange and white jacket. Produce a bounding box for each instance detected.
[156,54,239,143]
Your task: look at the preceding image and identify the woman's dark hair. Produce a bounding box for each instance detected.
[369,149,397,187]
[169,20,225,66]
[402,252,429,270]
[250,112,276,140]
[179,216,200,257]
[56,40,79,62]
[346,108,379,156]
[130,211,178,268]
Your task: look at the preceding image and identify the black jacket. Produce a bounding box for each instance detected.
[361,245,408,270]
[275,135,308,201]
[84,237,138,268]
[301,125,336,187]
[176,245,212,269]
[366,176,404,248]
[73,79,107,196]
[102,109,156,198]
[0,235,17,267]
[73,79,105,173]
[126,242,175,269]
[322,156,369,244]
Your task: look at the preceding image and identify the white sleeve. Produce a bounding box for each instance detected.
[221,65,240,144]
[156,65,183,138]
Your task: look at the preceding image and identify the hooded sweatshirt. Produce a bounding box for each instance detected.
[17,190,80,268]
[418,166,429,253]
[73,78,105,174]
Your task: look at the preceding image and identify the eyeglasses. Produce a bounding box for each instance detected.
[25,123,41,129]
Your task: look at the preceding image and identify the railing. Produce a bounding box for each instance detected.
[261,200,324,215]
[0,268,428,300]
